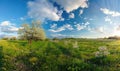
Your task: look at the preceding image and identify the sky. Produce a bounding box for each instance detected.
[1,0,120,38]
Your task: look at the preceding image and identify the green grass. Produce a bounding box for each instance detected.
[0,39,120,71]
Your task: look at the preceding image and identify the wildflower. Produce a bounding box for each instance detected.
[95,51,100,57]
[98,46,107,51]
[95,46,110,57]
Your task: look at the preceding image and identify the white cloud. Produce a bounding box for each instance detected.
[75,24,85,30]
[69,13,75,18]
[65,24,74,30]
[104,16,112,24]
[0,21,10,26]
[49,24,74,32]
[100,8,120,17]
[50,23,57,29]
[53,0,88,13]
[49,28,65,33]
[84,22,90,25]
[0,21,19,33]
[60,18,64,21]
[8,26,19,32]
[79,9,84,15]
[27,0,62,21]
[27,0,88,21]
[50,34,75,38]
[74,22,90,31]
[51,34,67,38]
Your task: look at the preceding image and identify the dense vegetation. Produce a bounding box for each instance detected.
[0,38,120,71]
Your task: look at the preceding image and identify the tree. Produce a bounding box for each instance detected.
[18,21,46,44]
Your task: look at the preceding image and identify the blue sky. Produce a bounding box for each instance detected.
[1,0,120,38]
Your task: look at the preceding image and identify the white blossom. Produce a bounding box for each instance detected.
[98,46,107,51]
[95,46,110,57]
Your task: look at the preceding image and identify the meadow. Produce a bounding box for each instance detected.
[0,38,120,71]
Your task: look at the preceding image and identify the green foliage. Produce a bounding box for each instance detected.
[0,46,4,71]
[0,39,120,71]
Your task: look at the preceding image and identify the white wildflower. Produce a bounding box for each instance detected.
[95,51,100,57]
[98,46,107,51]
[95,46,110,57]
[103,51,110,56]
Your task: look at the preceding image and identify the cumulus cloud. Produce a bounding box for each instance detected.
[0,21,19,33]
[74,22,90,31]
[27,0,88,21]
[100,8,120,17]
[27,0,62,21]
[49,24,74,32]
[0,21,10,26]
[53,0,88,13]
[69,13,75,18]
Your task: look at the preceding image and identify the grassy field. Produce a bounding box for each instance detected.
[0,38,120,71]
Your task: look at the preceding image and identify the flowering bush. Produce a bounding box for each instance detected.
[95,46,110,57]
